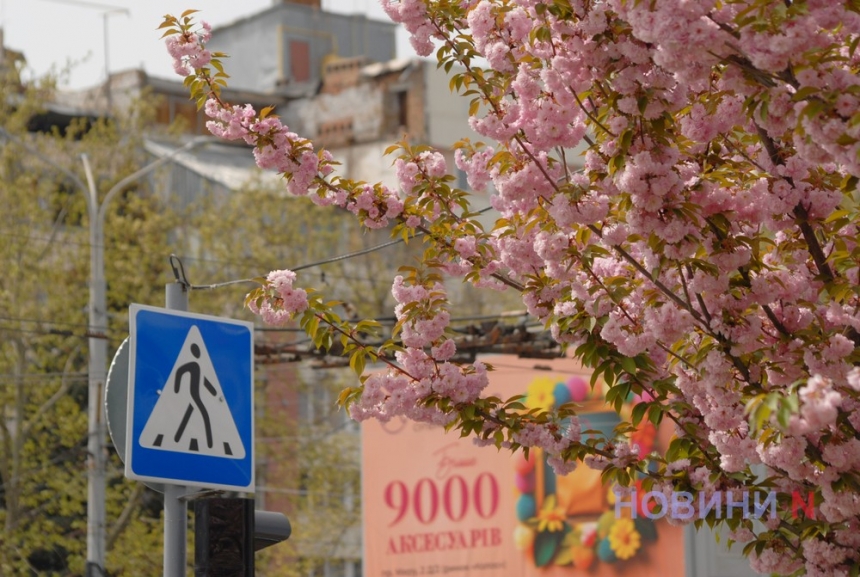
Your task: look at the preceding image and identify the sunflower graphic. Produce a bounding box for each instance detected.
[608,517,642,560]
[525,377,556,411]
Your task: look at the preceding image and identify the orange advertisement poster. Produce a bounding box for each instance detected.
[361,356,686,577]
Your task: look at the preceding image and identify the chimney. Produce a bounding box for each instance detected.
[276,0,321,7]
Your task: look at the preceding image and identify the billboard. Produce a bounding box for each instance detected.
[362,356,686,577]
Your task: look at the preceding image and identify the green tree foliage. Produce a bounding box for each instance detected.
[0,32,527,575]
[0,67,186,574]
[0,78,425,577]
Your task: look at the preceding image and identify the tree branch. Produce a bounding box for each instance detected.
[106,483,146,551]
[21,345,81,440]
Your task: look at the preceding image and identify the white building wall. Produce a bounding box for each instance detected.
[337,141,398,186]
[284,83,383,141]
[424,64,476,150]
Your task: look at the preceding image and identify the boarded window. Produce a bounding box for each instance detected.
[398,90,408,128]
[290,40,310,82]
[382,89,409,135]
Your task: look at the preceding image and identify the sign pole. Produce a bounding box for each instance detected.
[124,274,254,573]
[164,281,189,577]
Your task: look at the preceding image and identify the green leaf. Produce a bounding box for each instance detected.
[553,530,575,565]
[634,517,658,542]
[533,530,564,567]
[631,401,648,426]
[792,86,819,101]
[642,404,661,427]
[620,356,637,374]
[349,351,366,377]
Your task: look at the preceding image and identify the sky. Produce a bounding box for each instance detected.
[0,0,407,90]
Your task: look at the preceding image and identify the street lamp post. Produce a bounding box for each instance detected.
[80,155,108,577]
[0,127,207,576]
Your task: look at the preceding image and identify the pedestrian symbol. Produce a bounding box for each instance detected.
[139,325,245,459]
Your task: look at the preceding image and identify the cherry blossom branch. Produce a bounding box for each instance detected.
[754,125,837,283]
[426,14,564,194]
[161,6,860,572]
[572,87,614,137]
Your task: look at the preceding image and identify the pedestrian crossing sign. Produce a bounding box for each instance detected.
[126,304,255,491]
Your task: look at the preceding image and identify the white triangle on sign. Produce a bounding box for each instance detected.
[139,325,246,459]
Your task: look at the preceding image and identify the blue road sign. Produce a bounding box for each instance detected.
[126,304,254,491]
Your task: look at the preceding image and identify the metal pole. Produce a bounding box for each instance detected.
[82,154,107,577]
[103,12,111,112]
[164,282,189,577]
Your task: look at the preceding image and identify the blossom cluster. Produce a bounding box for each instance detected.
[246,269,308,326]
[165,20,211,76]
[201,98,321,197]
[348,275,490,424]
[380,0,437,56]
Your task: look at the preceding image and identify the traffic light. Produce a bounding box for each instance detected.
[194,498,291,577]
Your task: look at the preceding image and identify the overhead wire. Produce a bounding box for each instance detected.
[0,315,94,329]
[0,371,88,380]
[0,323,122,340]
[4,196,537,369]
[178,205,496,291]
[0,325,81,338]
[182,234,422,291]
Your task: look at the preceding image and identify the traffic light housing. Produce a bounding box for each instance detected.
[194,498,291,577]
[253,510,292,551]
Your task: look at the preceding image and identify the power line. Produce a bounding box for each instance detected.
[254,316,559,366]
[0,230,208,259]
[294,237,418,272]
[185,235,420,291]
[0,377,89,388]
[0,230,419,286]
[0,325,81,338]
[0,315,93,329]
[0,371,88,380]
[0,322,120,339]
[182,205,498,291]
